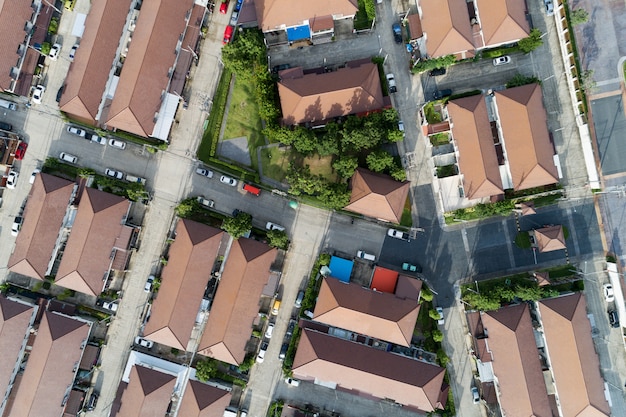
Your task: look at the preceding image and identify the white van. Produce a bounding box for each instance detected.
[125,174,146,185]
[0,99,17,111]
[356,250,376,262]
[59,152,78,164]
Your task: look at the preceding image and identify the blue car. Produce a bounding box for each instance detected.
[234,0,243,12]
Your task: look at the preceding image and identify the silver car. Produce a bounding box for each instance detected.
[104,168,124,179]
[220,175,238,186]
[492,56,511,66]
[108,139,127,150]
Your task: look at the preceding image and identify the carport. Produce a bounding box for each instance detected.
[286,25,311,42]
[607,263,626,329]
[370,267,399,294]
[328,256,353,283]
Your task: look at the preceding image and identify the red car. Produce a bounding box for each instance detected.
[223,25,234,44]
[219,0,228,13]
[14,142,28,160]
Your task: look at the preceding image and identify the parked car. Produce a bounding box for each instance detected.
[56,84,65,103]
[257,341,268,363]
[220,175,237,186]
[11,216,22,237]
[90,134,107,145]
[471,387,480,404]
[493,56,511,66]
[6,170,18,189]
[59,152,78,164]
[266,222,285,232]
[295,291,305,308]
[279,342,288,360]
[603,283,615,302]
[219,0,228,13]
[196,168,214,178]
[144,275,155,292]
[387,228,410,241]
[32,85,45,104]
[230,11,239,26]
[197,196,215,208]
[609,310,620,328]
[545,0,554,16]
[272,63,290,74]
[67,126,86,137]
[286,319,296,337]
[105,168,124,179]
[429,67,446,76]
[29,168,40,184]
[356,250,375,261]
[402,262,422,273]
[135,337,154,348]
[433,89,452,100]
[436,307,445,325]
[86,392,98,411]
[265,322,275,339]
[108,138,127,149]
[386,73,397,93]
[69,44,78,60]
[0,121,12,131]
[234,0,243,12]
[223,25,235,44]
[285,377,300,387]
[14,142,28,160]
[392,22,402,43]
[49,43,61,60]
[102,301,118,312]
[398,120,405,137]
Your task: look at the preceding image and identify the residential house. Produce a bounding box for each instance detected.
[530,225,566,253]
[5,311,92,417]
[143,219,223,351]
[278,60,385,126]
[345,168,410,224]
[475,0,530,48]
[113,365,176,417]
[293,329,447,413]
[177,380,232,417]
[313,277,420,346]
[197,238,277,365]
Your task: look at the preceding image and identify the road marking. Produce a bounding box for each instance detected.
[502,219,516,269]
[460,228,474,274]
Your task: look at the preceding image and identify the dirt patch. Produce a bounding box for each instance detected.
[302,154,336,181]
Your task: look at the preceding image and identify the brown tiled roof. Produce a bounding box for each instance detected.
[144,219,223,350]
[477,0,530,47]
[293,329,446,412]
[538,294,610,417]
[407,14,423,39]
[476,305,552,417]
[420,0,474,57]
[56,188,130,296]
[313,277,420,346]
[310,15,334,33]
[534,225,566,252]
[60,0,133,124]
[8,311,91,417]
[79,344,99,370]
[0,297,34,404]
[197,238,277,365]
[448,95,503,199]
[0,1,34,90]
[115,365,176,417]
[169,4,206,96]
[517,201,536,215]
[278,62,384,126]
[496,84,558,190]
[177,380,232,417]
[254,0,357,32]
[8,174,74,280]
[106,0,194,137]
[394,275,423,301]
[345,168,410,224]
[63,389,85,417]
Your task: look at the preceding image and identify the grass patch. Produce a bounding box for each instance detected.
[400,196,413,227]
[515,232,531,248]
[198,69,232,162]
[260,146,294,182]
[424,102,442,124]
[437,164,457,178]
[223,77,264,170]
[430,133,450,146]
[623,61,626,83]
[447,90,482,101]
[303,154,336,182]
[480,45,521,59]
[532,193,563,207]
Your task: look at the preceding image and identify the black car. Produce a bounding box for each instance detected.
[56,84,65,103]
[272,64,290,74]
[0,121,12,131]
[279,342,289,360]
[86,392,98,411]
[286,319,296,337]
[433,89,452,100]
[609,310,619,328]
[429,67,446,77]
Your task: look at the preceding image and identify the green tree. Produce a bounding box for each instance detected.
[317,134,340,156]
[39,42,51,56]
[125,182,148,202]
[222,211,252,239]
[48,17,59,34]
[221,30,266,80]
[514,285,543,301]
[286,165,326,196]
[291,127,317,154]
[364,0,376,21]
[463,292,501,311]
[267,229,289,249]
[411,55,456,73]
[175,198,196,218]
[506,74,540,88]
[420,287,433,302]
[318,183,351,209]
[432,329,444,343]
[518,28,543,53]
[387,130,404,143]
[332,156,359,179]
[195,359,218,382]
[429,309,442,321]
[390,164,407,181]
[436,348,450,367]
[366,150,394,172]
[571,8,589,25]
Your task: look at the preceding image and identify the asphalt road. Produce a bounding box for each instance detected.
[591,94,626,176]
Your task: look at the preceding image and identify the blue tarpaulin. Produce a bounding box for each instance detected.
[328,256,354,283]
[286,25,311,42]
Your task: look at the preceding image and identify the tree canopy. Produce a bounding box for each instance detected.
[222,211,252,239]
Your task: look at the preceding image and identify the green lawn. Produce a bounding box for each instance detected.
[223,77,264,170]
[260,146,295,182]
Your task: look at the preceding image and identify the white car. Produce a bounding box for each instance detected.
[48,43,61,60]
[386,73,397,93]
[108,139,127,150]
[285,377,301,387]
[471,387,480,404]
[104,168,124,179]
[493,56,511,66]
[196,168,214,178]
[256,342,268,363]
[6,170,18,189]
[398,120,405,136]
[197,196,215,209]
[266,222,285,232]
[67,126,87,137]
[144,275,155,292]
[102,301,118,312]
[220,175,238,186]
[387,228,410,241]
[265,322,274,339]
[32,85,45,104]
[87,133,106,145]
[69,44,78,60]
[29,169,40,184]
[135,337,154,348]
[603,284,615,303]
[436,307,445,325]
[11,216,22,237]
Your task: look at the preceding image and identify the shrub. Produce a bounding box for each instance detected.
[518,29,543,53]
[411,55,456,74]
[432,329,443,343]
[571,8,589,25]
